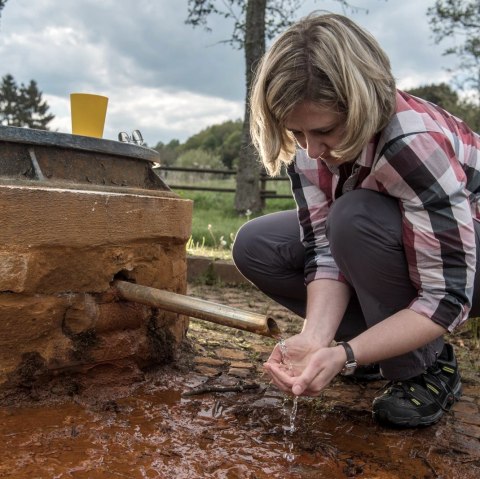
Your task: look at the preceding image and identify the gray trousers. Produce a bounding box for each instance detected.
[232,189,480,380]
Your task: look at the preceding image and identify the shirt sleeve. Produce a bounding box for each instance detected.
[374,131,476,331]
[287,155,347,285]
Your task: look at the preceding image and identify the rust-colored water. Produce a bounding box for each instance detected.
[0,371,477,478]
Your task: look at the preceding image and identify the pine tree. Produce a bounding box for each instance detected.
[18,80,55,129]
[0,74,54,130]
[0,74,20,126]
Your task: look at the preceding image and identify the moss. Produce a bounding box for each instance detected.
[64,328,99,362]
[146,316,176,364]
[7,352,48,389]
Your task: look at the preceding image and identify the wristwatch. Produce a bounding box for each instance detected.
[337,341,358,376]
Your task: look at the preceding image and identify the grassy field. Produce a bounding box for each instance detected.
[173,176,295,258]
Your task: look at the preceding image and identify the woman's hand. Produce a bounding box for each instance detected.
[264,339,346,397]
[263,279,351,396]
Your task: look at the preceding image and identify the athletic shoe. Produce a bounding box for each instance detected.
[372,343,462,427]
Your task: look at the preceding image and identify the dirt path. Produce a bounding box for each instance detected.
[185,282,480,478]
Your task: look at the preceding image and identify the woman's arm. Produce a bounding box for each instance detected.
[301,278,351,345]
[284,309,446,396]
[348,309,446,365]
[264,278,350,393]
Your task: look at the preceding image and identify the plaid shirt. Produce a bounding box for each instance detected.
[287,90,480,331]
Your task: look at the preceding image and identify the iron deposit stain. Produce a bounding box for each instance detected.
[1,368,478,479]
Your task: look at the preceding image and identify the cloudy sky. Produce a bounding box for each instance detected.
[0,0,456,147]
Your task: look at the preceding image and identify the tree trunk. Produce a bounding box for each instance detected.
[234,0,266,214]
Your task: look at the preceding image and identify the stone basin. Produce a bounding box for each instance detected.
[0,126,193,395]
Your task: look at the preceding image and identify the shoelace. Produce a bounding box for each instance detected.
[424,365,457,411]
[381,369,455,413]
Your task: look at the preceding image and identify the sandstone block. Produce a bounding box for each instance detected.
[0,252,28,292]
[0,186,193,248]
[0,293,68,376]
[0,186,192,392]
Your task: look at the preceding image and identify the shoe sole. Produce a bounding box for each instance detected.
[373,380,462,428]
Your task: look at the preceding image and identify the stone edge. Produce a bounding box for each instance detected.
[187,255,249,285]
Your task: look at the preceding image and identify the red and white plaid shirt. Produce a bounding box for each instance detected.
[288,90,480,331]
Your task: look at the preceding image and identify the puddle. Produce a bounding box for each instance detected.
[0,370,478,479]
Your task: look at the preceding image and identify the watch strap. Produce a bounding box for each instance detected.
[337,341,357,376]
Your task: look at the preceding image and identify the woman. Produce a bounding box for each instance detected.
[232,12,480,427]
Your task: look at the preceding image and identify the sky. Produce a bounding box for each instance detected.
[0,0,457,147]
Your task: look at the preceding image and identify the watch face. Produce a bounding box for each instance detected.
[341,361,358,376]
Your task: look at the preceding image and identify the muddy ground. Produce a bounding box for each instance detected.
[0,281,479,478]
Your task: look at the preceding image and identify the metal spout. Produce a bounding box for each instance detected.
[114,280,281,338]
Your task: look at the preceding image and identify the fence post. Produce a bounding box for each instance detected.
[260,168,267,209]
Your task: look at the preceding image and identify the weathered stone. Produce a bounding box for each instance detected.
[453,400,479,415]
[453,422,480,441]
[0,186,192,248]
[187,256,249,285]
[194,357,227,367]
[216,348,249,361]
[229,361,255,370]
[251,397,283,408]
[454,411,480,427]
[194,365,221,377]
[228,367,251,379]
[0,184,192,391]
[0,293,69,375]
[0,240,187,294]
[0,252,29,293]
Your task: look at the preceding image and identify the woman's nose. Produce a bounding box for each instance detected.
[305,138,325,160]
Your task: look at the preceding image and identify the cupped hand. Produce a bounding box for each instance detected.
[264,338,346,397]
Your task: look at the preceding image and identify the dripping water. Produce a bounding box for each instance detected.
[278,337,298,463]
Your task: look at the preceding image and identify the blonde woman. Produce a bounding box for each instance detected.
[232,12,480,427]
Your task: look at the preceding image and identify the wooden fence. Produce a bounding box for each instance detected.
[154,165,292,201]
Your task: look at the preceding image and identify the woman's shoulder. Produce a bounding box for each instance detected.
[384,90,477,142]
[385,91,442,138]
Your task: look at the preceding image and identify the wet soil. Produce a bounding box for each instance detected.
[1,282,479,478]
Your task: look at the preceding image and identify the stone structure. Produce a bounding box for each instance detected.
[0,126,192,393]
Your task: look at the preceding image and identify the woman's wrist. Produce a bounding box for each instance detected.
[299,323,332,347]
[320,344,349,377]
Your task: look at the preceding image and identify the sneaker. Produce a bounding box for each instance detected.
[372,343,462,427]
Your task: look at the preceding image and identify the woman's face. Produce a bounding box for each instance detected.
[284,101,346,165]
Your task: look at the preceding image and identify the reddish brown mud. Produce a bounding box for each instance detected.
[0,283,478,479]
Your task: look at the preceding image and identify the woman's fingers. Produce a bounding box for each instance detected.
[265,345,342,397]
[265,344,283,366]
[264,362,296,392]
[292,353,337,396]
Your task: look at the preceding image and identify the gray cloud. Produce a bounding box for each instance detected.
[0,0,456,146]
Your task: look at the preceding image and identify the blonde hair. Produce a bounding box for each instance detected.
[250,12,396,176]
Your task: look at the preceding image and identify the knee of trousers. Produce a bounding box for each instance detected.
[232,221,253,276]
[326,189,402,264]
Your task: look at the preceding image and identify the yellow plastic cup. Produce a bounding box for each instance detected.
[70,93,108,138]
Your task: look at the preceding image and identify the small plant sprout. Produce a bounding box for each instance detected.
[229,232,236,250]
[207,224,218,248]
[219,236,227,249]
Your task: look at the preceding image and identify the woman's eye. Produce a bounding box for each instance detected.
[314,129,333,136]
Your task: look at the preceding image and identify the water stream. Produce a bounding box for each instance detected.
[278,337,299,463]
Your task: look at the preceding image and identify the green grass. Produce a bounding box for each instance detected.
[173,178,295,258]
